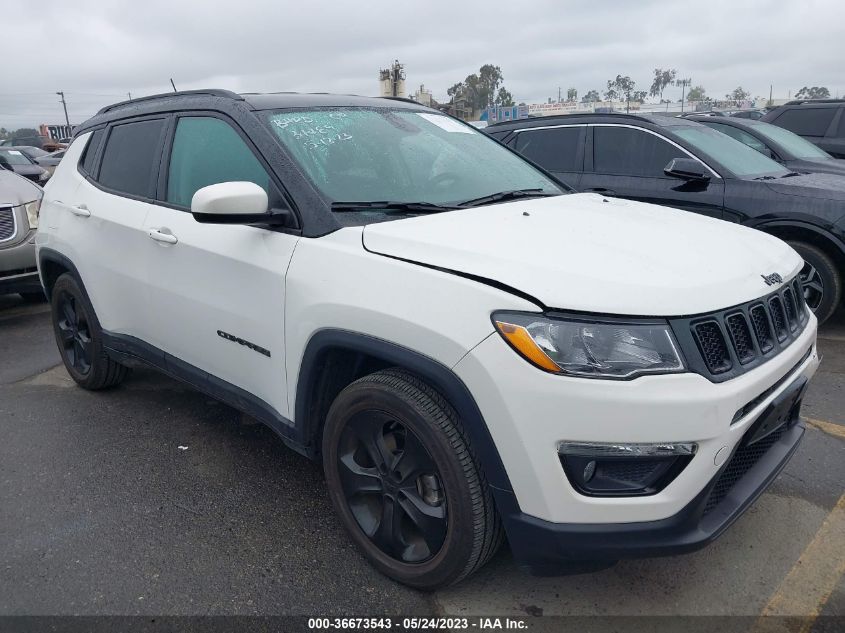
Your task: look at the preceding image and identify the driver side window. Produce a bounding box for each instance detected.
[166,116,273,208]
[593,126,686,178]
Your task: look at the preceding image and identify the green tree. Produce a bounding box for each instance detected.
[606,75,641,112]
[495,87,515,107]
[649,68,677,101]
[566,87,577,102]
[728,86,751,101]
[687,85,707,101]
[581,89,600,103]
[795,86,830,100]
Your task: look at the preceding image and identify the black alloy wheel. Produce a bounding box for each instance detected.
[800,260,824,311]
[56,291,93,376]
[789,241,841,325]
[322,369,503,589]
[50,273,129,389]
[337,411,447,563]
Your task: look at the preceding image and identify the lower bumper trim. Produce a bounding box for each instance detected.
[496,418,804,575]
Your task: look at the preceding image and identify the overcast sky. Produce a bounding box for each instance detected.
[2,0,843,129]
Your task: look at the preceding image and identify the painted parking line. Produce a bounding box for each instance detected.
[804,417,845,440]
[753,493,845,632]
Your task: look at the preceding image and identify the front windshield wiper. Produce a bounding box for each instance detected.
[331,200,459,213]
[779,172,803,178]
[752,175,778,180]
[457,189,559,208]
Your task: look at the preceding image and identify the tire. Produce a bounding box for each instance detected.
[19,290,47,303]
[322,368,502,589]
[50,273,129,390]
[788,241,841,325]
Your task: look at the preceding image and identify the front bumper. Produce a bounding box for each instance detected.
[0,225,39,295]
[452,312,819,568]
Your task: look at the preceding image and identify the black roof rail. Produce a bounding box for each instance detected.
[783,98,845,106]
[97,89,243,115]
[487,111,665,127]
[380,96,424,105]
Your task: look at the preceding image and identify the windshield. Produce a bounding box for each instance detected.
[674,125,789,179]
[0,149,34,166]
[264,108,562,210]
[21,147,48,158]
[752,122,832,160]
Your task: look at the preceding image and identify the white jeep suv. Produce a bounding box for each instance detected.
[37,90,820,588]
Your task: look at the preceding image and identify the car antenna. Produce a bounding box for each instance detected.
[170,78,177,92]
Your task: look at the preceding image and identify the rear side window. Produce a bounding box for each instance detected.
[80,129,104,175]
[98,119,166,197]
[166,117,270,208]
[593,126,685,177]
[772,108,836,137]
[515,127,584,172]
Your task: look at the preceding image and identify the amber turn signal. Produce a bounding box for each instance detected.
[494,321,561,372]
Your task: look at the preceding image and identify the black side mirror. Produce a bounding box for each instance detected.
[664,157,711,182]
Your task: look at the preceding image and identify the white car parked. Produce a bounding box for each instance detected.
[37,90,819,588]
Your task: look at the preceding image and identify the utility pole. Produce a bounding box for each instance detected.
[769,84,773,106]
[127,92,132,100]
[56,91,70,128]
[558,87,561,103]
[675,78,691,113]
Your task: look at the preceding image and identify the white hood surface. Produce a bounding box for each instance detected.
[362,193,802,316]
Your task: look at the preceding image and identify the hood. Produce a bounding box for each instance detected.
[0,169,43,206]
[785,158,845,178]
[362,194,802,316]
[764,171,845,202]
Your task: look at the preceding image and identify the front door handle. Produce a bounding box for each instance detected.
[583,188,616,197]
[56,201,91,217]
[148,228,178,245]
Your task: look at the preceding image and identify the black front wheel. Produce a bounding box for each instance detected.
[788,241,841,325]
[50,273,129,390]
[322,369,502,589]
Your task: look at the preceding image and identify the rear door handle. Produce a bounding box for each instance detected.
[56,201,91,217]
[148,228,178,245]
[583,188,616,197]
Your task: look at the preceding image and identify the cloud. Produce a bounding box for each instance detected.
[1,0,843,128]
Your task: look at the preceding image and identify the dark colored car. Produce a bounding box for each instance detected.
[731,110,765,120]
[0,148,51,184]
[687,116,845,177]
[486,113,845,323]
[14,145,49,162]
[762,100,845,158]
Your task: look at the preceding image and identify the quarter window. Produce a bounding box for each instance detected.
[593,126,686,177]
[773,108,836,137]
[166,117,270,208]
[80,128,104,175]
[515,127,583,172]
[98,119,166,197]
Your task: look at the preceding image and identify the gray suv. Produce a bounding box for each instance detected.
[0,169,43,300]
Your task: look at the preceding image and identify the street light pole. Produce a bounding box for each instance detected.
[56,91,70,128]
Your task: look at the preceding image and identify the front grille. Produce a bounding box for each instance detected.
[725,313,755,364]
[693,321,732,374]
[749,304,774,354]
[670,274,808,382]
[769,297,788,342]
[703,424,787,515]
[0,207,15,241]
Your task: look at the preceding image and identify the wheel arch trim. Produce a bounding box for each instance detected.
[295,329,515,494]
[37,248,85,301]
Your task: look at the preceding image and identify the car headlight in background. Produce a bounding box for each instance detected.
[24,200,41,229]
[493,311,685,379]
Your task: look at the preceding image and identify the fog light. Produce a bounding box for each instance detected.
[558,441,697,497]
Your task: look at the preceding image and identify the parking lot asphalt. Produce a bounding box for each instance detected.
[1,294,843,625]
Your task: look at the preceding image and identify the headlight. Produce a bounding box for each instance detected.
[24,200,41,229]
[493,312,685,379]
